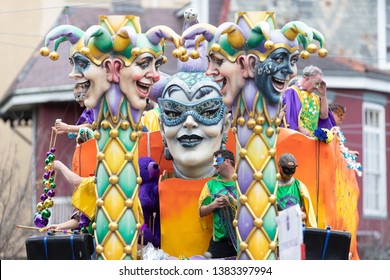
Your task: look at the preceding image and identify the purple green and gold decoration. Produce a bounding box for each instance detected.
[182,11,327,259]
[34,129,57,228]
[232,12,327,260]
[41,15,181,260]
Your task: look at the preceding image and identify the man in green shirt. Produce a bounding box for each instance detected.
[198,149,238,258]
[277,153,317,228]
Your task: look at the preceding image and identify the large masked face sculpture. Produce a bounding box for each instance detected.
[158,73,229,179]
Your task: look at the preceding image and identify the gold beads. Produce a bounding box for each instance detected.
[40,47,50,57]
[253,125,262,135]
[239,195,248,204]
[253,172,263,181]
[256,116,266,125]
[268,148,276,157]
[269,241,277,251]
[124,199,133,208]
[124,245,132,254]
[307,43,318,54]
[274,117,282,127]
[247,118,256,130]
[239,148,247,158]
[125,152,134,161]
[109,222,118,231]
[130,131,138,141]
[318,48,328,58]
[239,242,248,251]
[121,121,130,130]
[95,245,104,254]
[268,195,277,204]
[266,127,275,137]
[254,218,263,228]
[96,199,104,207]
[109,175,119,185]
[109,129,119,138]
[94,130,101,140]
[237,117,246,126]
[97,152,105,161]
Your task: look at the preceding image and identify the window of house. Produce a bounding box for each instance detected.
[362,102,387,218]
[378,0,390,68]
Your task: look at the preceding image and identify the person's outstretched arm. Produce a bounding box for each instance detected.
[53,160,83,187]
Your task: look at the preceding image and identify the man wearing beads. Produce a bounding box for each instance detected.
[282,65,333,137]
[198,149,238,259]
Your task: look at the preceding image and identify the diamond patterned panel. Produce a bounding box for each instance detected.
[104,186,125,221]
[246,182,269,217]
[105,139,126,174]
[246,135,268,170]
[104,233,125,260]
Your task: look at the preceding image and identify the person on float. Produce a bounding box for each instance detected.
[54,83,94,137]
[283,65,335,136]
[277,153,317,228]
[199,149,238,259]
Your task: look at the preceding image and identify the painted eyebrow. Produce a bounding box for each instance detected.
[137,56,153,63]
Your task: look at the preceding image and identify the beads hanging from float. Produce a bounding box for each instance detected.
[33,147,57,227]
[33,121,59,228]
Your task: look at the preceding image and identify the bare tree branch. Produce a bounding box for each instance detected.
[0,141,32,259]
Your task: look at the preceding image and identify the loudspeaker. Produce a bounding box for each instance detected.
[303,227,351,260]
[26,233,94,260]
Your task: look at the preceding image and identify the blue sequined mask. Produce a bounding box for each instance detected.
[158,97,226,126]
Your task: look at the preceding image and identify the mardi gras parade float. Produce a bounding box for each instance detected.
[20,9,361,261]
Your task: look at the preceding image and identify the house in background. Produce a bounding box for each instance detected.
[1,0,390,259]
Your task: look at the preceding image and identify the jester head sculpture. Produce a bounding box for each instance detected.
[246,20,327,106]
[182,18,327,108]
[40,16,182,112]
[181,22,247,108]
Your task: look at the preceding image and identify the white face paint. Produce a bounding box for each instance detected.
[160,75,231,179]
[119,53,164,110]
[68,53,111,109]
[206,52,246,107]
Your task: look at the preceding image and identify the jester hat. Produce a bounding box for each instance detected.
[40,23,111,65]
[40,15,182,67]
[246,20,328,61]
[109,24,182,67]
[181,22,246,63]
[149,11,225,103]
